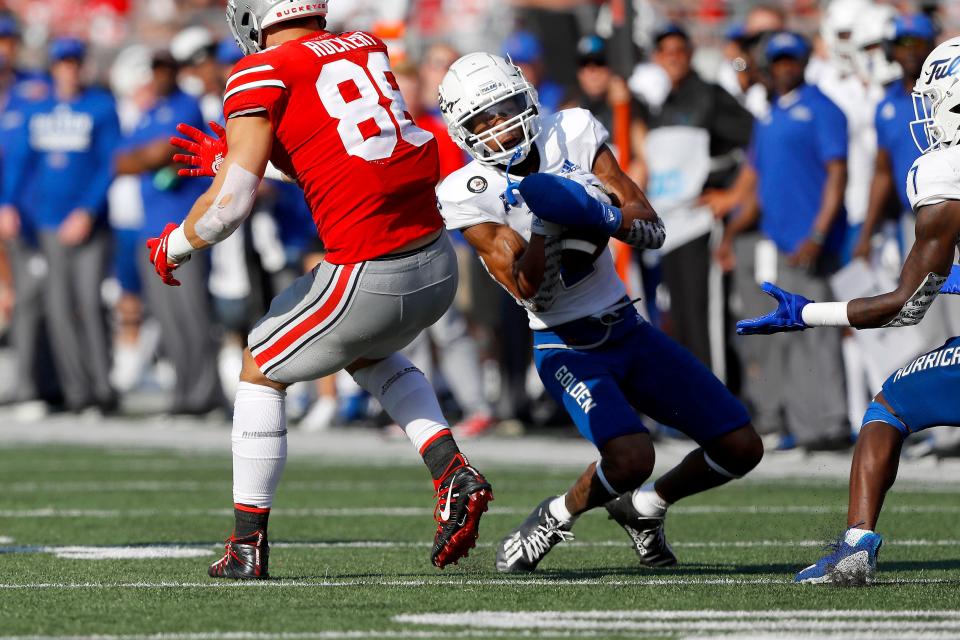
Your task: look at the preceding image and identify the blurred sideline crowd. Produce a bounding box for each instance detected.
[1,0,959,457]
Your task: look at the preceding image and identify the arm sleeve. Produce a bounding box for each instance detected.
[223,57,288,125]
[78,101,121,218]
[816,98,849,164]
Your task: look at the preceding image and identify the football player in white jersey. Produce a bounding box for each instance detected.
[436,53,764,573]
[739,37,960,586]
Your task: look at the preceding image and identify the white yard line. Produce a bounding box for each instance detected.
[1,504,958,519]
[0,633,597,640]
[0,577,954,590]
[4,538,959,556]
[395,610,960,633]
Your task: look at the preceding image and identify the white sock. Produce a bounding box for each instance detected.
[351,354,449,453]
[845,527,873,545]
[631,482,670,518]
[548,495,576,525]
[231,382,287,508]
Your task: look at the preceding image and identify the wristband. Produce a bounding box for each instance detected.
[809,229,827,245]
[800,301,850,327]
[166,224,195,264]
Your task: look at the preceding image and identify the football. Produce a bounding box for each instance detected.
[559,226,610,277]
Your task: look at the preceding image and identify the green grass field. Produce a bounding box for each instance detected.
[1,444,959,639]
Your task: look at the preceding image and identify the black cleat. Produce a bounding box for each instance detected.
[496,496,574,573]
[208,530,269,579]
[605,492,677,567]
[431,454,493,568]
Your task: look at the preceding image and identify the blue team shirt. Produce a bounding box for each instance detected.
[1,87,120,229]
[0,71,51,240]
[752,83,849,255]
[875,82,920,211]
[121,89,209,239]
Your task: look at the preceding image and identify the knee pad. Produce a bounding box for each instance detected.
[862,401,909,436]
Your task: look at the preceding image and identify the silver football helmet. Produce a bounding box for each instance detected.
[227,0,328,56]
[911,36,960,154]
[439,53,541,166]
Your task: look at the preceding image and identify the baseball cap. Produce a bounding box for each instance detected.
[0,13,19,39]
[725,22,748,43]
[765,31,810,61]
[503,31,542,64]
[893,14,936,42]
[49,37,86,62]
[654,23,691,46]
[577,35,608,66]
[216,38,244,66]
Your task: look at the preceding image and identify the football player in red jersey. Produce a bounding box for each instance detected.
[147,0,492,579]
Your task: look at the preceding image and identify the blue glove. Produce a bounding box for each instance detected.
[940,265,960,295]
[736,282,813,335]
[517,173,622,235]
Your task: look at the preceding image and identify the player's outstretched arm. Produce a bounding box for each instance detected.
[846,200,960,328]
[737,200,960,334]
[146,115,272,286]
[591,145,665,250]
[461,221,560,312]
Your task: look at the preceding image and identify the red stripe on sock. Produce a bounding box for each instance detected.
[418,428,453,455]
[234,503,271,514]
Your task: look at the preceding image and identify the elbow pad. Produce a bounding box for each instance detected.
[623,216,666,249]
[883,272,946,328]
[518,173,622,235]
[194,164,260,244]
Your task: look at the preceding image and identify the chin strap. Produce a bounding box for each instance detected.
[503,148,524,207]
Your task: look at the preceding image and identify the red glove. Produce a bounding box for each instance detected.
[146,223,183,287]
[171,121,228,178]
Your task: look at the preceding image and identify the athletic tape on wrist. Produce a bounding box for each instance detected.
[166,225,194,263]
[800,301,850,327]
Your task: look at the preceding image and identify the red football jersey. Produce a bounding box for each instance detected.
[223,31,442,264]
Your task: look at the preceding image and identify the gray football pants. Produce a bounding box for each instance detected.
[140,245,223,413]
[38,228,114,408]
[733,236,848,445]
[249,232,458,384]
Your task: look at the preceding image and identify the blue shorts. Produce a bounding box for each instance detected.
[533,304,750,449]
[867,335,960,435]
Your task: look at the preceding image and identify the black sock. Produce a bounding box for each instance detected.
[234,503,270,538]
[422,434,462,482]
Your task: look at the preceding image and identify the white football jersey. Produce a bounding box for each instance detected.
[438,108,627,330]
[907,145,960,213]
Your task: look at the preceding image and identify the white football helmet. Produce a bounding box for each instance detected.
[227,0,328,56]
[911,37,960,154]
[821,0,871,76]
[853,4,901,87]
[439,53,541,166]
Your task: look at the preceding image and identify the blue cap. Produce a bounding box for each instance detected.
[49,37,86,62]
[654,23,690,45]
[577,34,607,64]
[765,31,810,61]
[503,31,542,64]
[725,22,747,42]
[0,14,19,38]
[893,14,936,41]
[216,38,243,65]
